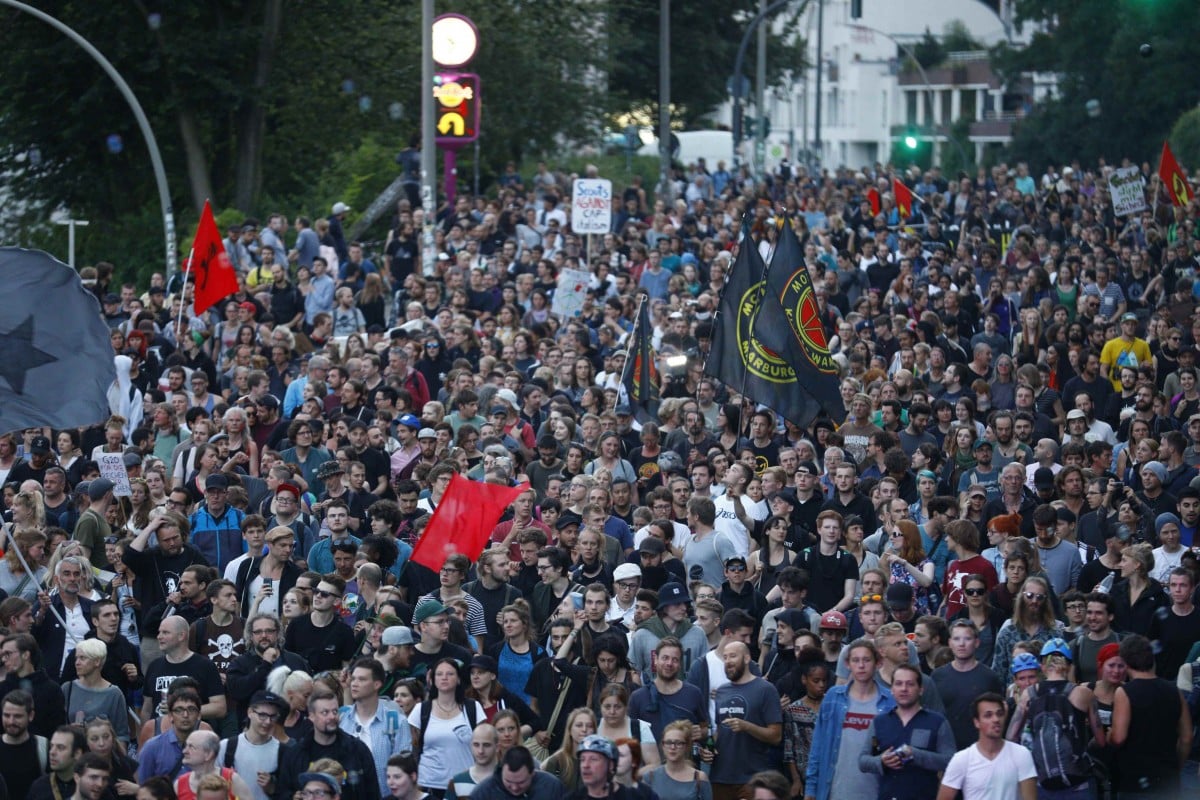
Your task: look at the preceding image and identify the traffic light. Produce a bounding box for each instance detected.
[904,133,919,149]
[851,0,863,19]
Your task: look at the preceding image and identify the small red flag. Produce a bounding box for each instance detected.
[893,178,914,219]
[867,187,881,217]
[1159,141,1194,207]
[410,474,529,571]
[190,200,239,315]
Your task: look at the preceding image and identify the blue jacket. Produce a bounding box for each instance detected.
[805,683,896,800]
[189,504,246,573]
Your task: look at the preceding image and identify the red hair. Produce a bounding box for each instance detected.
[988,513,1022,539]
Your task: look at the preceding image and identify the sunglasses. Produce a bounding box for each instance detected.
[314,589,338,599]
[860,593,883,604]
[964,587,986,597]
[725,564,746,572]
[1023,591,1047,601]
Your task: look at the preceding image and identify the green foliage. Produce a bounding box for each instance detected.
[1168,108,1200,172]
[912,28,943,69]
[0,0,605,280]
[997,0,1200,170]
[605,0,807,128]
[941,20,983,53]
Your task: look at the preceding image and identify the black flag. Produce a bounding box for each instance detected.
[751,217,842,425]
[620,297,659,422]
[704,217,827,426]
[0,248,116,435]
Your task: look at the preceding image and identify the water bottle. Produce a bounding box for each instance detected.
[1096,572,1115,594]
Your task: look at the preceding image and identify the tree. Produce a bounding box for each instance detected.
[1168,108,1200,174]
[0,0,606,278]
[605,0,806,128]
[994,0,1200,170]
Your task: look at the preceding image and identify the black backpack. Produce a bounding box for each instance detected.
[1028,682,1090,790]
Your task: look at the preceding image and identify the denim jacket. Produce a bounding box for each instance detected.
[804,683,896,800]
[339,698,413,795]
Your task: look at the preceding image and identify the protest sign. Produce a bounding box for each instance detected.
[571,179,613,234]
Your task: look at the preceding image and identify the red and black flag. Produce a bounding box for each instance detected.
[893,177,915,219]
[620,297,659,422]
[1159,141,1194,207]
[704,213,833,426]
[751,217,842,427]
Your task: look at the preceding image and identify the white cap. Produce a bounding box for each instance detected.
[613,563,642,581]
[332,201,351,215]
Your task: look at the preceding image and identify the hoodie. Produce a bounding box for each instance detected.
[629,615,708,679]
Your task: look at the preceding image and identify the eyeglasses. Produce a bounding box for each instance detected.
[889,531,904,538]
[616,581,639,590]
[1023,591,1047,601]
[860,593,883,604]
[964,587,986,597]
[440,566,461,574]
[302,791,334,799]
[1065,602,1086,611]
[166,499,187,508]
[171,706,200,715]
[251,709,279,721]
[662,740,688,747]
[104,536,120,545]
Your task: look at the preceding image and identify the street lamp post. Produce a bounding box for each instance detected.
[0,0,175,276]
[732,0,808,177]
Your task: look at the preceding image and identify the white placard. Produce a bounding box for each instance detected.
[1109,166,1147,217]
[552,267,593,319]
[570,178,613,234]
[96,453,133,497]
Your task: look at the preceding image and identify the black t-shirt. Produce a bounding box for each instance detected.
[408,641,473,684]
[0,736,43,799]
[1148,605,1200,679]
[797,548,857,613]
[930,662,1004,749]
[142,652,225,715]
[747,439,780,475]
[283,615,357,673]
[353,446,392,495]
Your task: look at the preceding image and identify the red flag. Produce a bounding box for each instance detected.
[893,178,914,219]
[191,200,239,314]
[867,187,881,217]
[410,474,528,571]
[1159,141,1194,207]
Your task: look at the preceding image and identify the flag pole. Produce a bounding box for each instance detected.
[12,538,81,647]
[175,246,195,341]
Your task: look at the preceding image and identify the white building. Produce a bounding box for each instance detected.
[716,0,1040,170]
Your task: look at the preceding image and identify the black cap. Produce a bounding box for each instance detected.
[470,654,498,673]
[555,512,582,531]
[638,536,666,555]
[657,582,689,607]
[249,690,289,714]
[885,582,914,608]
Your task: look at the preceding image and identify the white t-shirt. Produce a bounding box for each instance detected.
[216,734,280,800]
[407,701,486,790]
[941,741,1037,800]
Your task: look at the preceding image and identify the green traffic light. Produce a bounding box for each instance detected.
[904,135,919,149]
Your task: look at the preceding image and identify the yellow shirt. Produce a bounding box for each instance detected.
[1099,335,1151,389]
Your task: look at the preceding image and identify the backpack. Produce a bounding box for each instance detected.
[1027,681,1089,790]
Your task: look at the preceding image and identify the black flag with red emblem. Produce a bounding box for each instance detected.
[751,216,842,426]
[620,296,659,422]
[705,214,826,426]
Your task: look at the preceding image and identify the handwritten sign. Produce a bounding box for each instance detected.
[96,453,132,497]
[552,267,592,319]
[571,179,613,234]
[1109,166,1146,217]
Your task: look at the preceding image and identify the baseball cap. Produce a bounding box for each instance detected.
[87,478,115,500]
[495,388,519,408]
[1066,409,1086,421]
[1120,312,1138,323]
[398,413,421,430]
[819,610,848,631]
[614,404,634,416]
[972,439,993,451]
[381,626,414,647]
[418,428,438,440]
[638,536,666,555]
[412,600,449,625]
[966,483,988,498]
[613,563,642,582]
[249,690,289,714]
[332,201,351,215]
[885,582,914,608]
[470,654,499,673]
[723,555,747,569]
[29,436,51,455]
[276,482,301,498]
[795,461,819,476]
[555,512,582,531]
[122,452,143,468]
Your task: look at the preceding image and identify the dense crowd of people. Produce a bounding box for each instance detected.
[2,156,1200,800]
